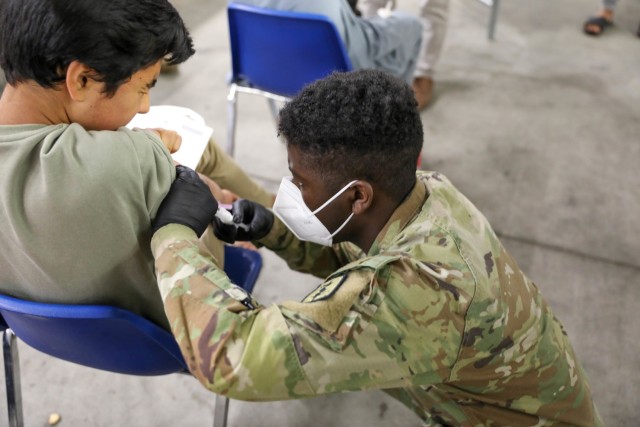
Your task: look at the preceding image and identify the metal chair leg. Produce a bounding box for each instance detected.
[3,328,24,427]
[487,0,500,40]
[226,84,239,157]
[213,395,229,427]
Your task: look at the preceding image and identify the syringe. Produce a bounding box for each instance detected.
[215,206,250,230]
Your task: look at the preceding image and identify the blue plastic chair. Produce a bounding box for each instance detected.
[226,2,353,156]
[0,245,262,427]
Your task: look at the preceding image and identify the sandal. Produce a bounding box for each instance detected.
[583,16,612,36]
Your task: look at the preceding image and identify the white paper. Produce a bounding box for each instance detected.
[126,105,213,169]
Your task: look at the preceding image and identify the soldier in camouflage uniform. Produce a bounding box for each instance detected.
[151,70,602,426]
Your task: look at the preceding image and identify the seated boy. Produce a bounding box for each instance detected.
[0,0,271,329]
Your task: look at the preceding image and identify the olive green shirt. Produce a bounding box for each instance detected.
[0,123,175,328]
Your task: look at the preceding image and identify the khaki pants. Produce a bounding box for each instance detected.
[196,138,274,207]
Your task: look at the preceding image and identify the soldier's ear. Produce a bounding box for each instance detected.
[351,181,373,215]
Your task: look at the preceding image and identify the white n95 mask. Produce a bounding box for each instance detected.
[273,176,357,246]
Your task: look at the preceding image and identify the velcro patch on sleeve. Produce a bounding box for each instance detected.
[302,275,348,303]
[282,270,373,334]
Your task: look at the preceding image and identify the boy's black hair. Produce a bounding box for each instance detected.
[0,0,195,96]
[278,69,424,201]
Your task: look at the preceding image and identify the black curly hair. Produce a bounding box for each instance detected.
[0,0,194,96]
[278,69,423,202]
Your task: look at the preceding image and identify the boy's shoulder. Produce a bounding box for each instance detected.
[58,123,170,166]
[1,122,173,182]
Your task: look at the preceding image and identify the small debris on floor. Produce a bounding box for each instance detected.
[48,412,62,425]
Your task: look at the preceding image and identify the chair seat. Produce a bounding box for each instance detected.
[0,297,187,375]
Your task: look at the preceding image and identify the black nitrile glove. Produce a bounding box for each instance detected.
[153,165,219,236]
[213,199,274,243]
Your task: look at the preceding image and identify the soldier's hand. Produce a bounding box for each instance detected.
[212,199,274,243]
[153,165,219,236]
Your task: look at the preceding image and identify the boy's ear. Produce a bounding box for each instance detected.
[65,60,97,101]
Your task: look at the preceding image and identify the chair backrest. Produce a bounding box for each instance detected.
[0,245,262,376]
[228,2,353,97]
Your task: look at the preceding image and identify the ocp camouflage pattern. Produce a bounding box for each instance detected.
[152,171,602,426]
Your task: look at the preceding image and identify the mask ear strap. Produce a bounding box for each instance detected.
[311,180,358,215]
[328,212,355,238]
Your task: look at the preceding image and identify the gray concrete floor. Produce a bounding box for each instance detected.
[2,0,639,425]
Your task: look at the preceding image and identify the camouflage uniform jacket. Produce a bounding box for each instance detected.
[151,171,602,426]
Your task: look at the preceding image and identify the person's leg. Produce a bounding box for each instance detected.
[413,0,449,109]
[195,138,275,207]
[359,12,423,83]
[601,0,617,18]
[358,0,387,18]
[584,0,617,35]
[361,0,450,109]
[413,0,449,79]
